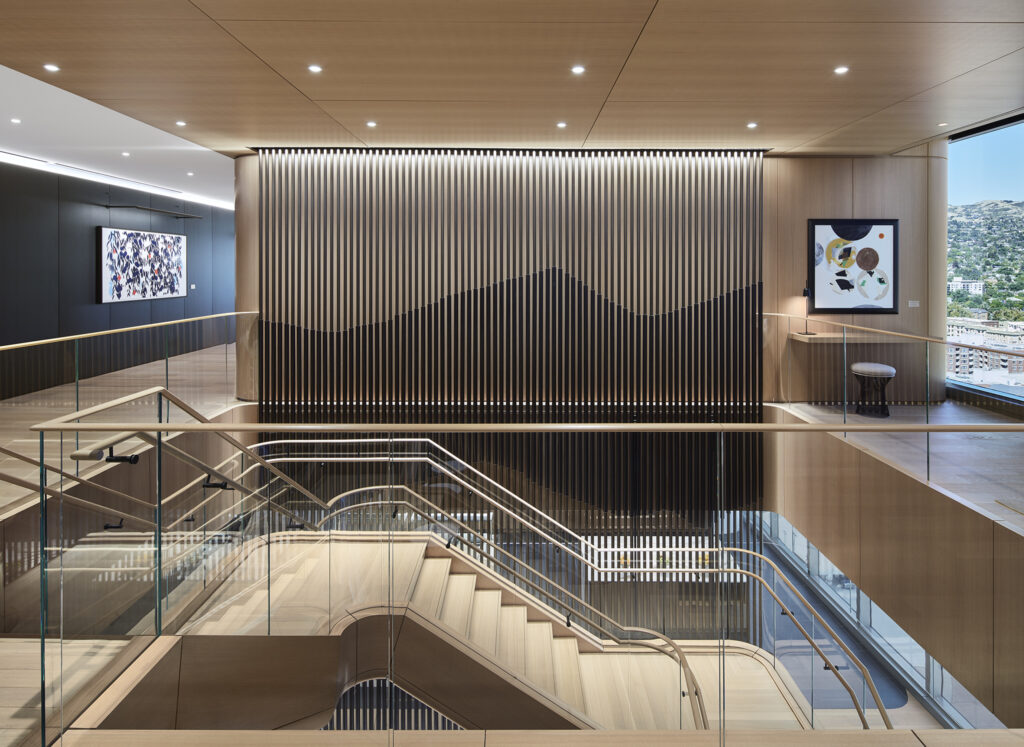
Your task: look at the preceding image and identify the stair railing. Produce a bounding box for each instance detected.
[266,439,889,730]
[318,493,709,730]
[33,392,903,729]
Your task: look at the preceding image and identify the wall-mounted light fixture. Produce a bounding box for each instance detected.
[799,288,816,335]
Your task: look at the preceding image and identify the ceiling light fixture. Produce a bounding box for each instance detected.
[938,122,949,127]
[43,63,60,72]
[175,120,187,127]
[308,64,323,73]
[187,172,194,176]
[834,65,850,75]
[10,118,21,124]
[571,65,585,75]
[121,152,130,157]
[557,122,567,128]
[366,121,377,128]
[746,122,758,129]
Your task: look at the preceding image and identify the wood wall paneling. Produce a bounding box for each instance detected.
[993,523,1024,726]
[765,406,1024,725]
[762,154,943,404]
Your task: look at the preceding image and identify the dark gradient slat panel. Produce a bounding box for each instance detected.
[258,149,762,425]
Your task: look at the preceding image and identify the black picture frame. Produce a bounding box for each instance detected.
[807,219,898,314]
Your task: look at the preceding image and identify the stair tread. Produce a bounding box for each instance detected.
[439,574,476,635]
[497,605,527,676]
[525,621,555,695]
[551,637,585,712]
[468,589,502,656]
[410,557,451,618]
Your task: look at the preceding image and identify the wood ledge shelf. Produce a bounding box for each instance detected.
[788,331,918,345]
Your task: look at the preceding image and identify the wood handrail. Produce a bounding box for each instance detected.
[0,310,257,352]
[765,311,1024,358]
[34,420,1024,434]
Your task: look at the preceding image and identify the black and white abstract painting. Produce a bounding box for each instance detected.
[100,227,187,303]
[807,219,898,313]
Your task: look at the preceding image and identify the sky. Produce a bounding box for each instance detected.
[948,121,1024,205]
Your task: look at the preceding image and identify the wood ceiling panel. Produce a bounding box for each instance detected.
[2,0,207,21]
[585,101,863,151]
[794,49,1024,153]
[220,20,641,103]
[94,98,362,156]
[610,22,1024,104]
[0,17,297,102]
[318,101,601,148]
[649,0,1024,23]
[195,0,655,23]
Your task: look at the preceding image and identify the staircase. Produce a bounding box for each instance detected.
[173,531,798,730]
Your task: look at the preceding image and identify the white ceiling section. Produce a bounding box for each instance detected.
[0,65,234,208]
[0,0,1021,156]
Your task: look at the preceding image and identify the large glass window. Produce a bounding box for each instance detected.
[946,119,1024,398]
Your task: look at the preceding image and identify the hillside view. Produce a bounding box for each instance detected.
[947,200,1024,320]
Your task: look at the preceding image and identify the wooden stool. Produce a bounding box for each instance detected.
[850,362,896,417]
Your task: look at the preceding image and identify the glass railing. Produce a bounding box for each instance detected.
[46,399,1024,737]
[22,385,1024,741]
[760,511,1003,728]
[766,312,1024,514]
[0,312,253,511]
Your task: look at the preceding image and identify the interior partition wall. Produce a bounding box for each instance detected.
[257,148,763,641]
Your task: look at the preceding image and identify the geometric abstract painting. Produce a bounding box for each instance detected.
[807,219,898,313]
[99,227,187,303]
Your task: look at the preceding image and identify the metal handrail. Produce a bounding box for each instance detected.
[265,438,583,549]
[0,471,156,530]
[765,311,1024,359]
[0,310,256,352]
[318,494,708,730]
[0,444,153,512]
[317,481,881,729]
[34,386,328,510]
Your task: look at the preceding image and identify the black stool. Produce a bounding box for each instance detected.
[850,362,896,417]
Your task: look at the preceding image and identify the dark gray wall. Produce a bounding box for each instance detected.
[0,161,235,398]
[0,161,235,346]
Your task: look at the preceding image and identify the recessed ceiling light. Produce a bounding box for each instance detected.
[834,65,850,75]
[571,65,585,75]
[746,122,758,129]
[187,172,194,177]
[175,120,187,127]
[10,118,21,124]
[557,122,567,128]
[938,122,949,127]
[121,152,130,157]
[308,64,323,73]
[43,63,60,72]
[366,121,377,128]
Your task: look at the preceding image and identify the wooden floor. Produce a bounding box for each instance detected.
[0,344,239,514]
[781,401,1024,534]
[0,637,131,747]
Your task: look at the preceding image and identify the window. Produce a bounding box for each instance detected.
[946,118,1024,399]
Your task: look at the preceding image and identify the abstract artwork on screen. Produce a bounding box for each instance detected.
[100,227,187,303]
[807,219,898,314]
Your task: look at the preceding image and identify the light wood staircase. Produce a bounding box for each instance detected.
[173,531,802,730]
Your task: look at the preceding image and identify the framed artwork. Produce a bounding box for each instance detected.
[807,219,898,313]
[99,227,187,303]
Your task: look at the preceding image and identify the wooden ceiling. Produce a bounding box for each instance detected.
[2,0,1022,156]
